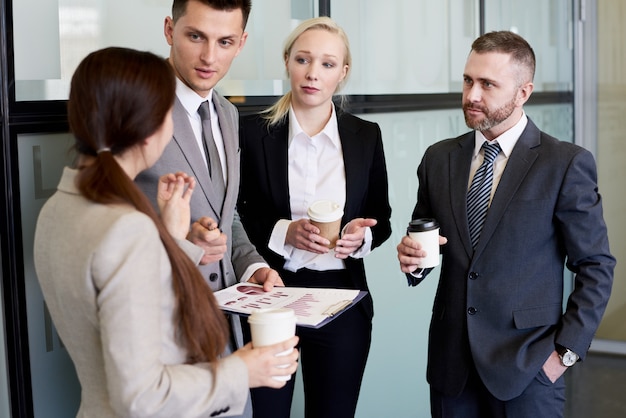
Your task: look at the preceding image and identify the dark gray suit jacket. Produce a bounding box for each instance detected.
[136,90,266,348]
[411,118,615,400]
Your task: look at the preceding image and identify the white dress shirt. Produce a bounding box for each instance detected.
[268,105,373,272]
[468,112,529,203]
[175,79,227,184]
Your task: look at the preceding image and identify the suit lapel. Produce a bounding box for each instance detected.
[450,133,476,257]
[172,98,223,220]
[213,92,238,220]
[262,123,291,215]
[473,120,540,256]
[338,114,361,223]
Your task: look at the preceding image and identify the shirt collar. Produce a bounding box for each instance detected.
[288,104,341,149]
[473,112,528,158]
[175,78,214,119]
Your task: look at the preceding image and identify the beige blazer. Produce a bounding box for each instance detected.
[34,168,248,418]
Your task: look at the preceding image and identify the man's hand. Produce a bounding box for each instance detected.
[187,216,227,265]
[397,234,447,273]
[247,267,284,291]
[542,350,568,383]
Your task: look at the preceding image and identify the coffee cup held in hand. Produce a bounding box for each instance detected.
[407,218,440,268]
[247,308,297,381]
[307,200,343,248]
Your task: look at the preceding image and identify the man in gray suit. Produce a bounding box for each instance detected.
[136,3,281,414]
[397,31,615,417]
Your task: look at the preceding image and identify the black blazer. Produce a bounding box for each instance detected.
[411,118,615,400]
[238,111,392,319]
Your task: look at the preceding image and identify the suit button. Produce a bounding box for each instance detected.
[467,307,477,315]
[209,273,219,282]
[469,272,479,280]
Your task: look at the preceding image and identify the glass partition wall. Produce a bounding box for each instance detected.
[1,1,578,417]
[594,0,626,352]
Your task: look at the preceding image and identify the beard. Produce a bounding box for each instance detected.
[463,96,517,132]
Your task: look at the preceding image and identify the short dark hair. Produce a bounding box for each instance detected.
[471,31,536,83]
[172,0,252,29]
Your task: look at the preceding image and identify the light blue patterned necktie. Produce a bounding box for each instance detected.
[467,142,501,248]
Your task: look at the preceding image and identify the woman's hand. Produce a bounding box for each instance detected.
[334,218,377,259]
[285,219,330,254]
[157,172,195,240]
[234,337,300,388]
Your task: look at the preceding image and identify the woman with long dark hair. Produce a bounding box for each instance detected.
[34,47,298,418]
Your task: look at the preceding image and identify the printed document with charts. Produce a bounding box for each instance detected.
[214,283,367,328]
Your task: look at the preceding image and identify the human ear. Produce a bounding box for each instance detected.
[164,17,174,46]
[516,81,534,105]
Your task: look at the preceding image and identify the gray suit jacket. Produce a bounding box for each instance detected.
[136,91,266,350]
[411,118,615,400]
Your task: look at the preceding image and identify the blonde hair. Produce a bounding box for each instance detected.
[263,16,352,126]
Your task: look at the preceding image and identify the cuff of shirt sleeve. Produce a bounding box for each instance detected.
[268,219,293,258]
[407,268,425,286]
[345,226,373,259]
[213,355,251,416]
[240,262,270,283]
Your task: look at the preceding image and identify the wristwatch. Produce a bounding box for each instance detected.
[556,345,579,367]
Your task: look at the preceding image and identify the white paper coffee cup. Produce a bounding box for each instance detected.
[247,308,297,381]
[407,218,440,268]
[307,200,343,248]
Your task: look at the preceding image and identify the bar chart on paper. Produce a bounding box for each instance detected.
[214,283,367,328]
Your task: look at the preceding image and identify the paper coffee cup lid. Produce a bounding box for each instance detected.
[407,218,439,232]
[248,308,296,323]
[307,200,343,222]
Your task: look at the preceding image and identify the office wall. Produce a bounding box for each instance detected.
[17,134,79,417]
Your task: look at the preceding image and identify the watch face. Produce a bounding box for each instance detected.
[561,350,578,366]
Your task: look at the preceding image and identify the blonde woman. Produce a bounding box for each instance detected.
[238,17,392,418]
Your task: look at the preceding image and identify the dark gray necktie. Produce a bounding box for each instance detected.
[467,142,501,248]
[198,101,226,200]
